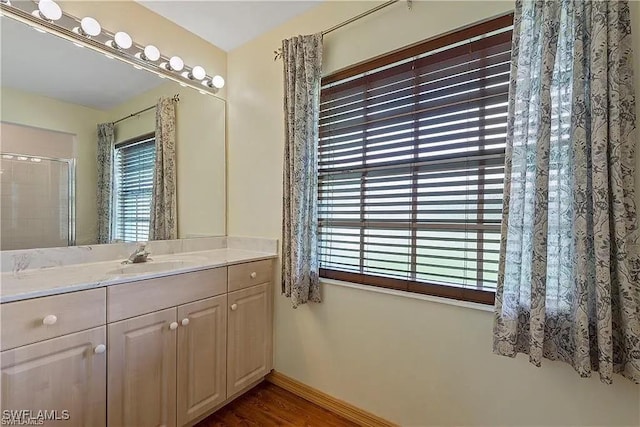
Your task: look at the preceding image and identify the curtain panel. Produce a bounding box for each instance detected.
[494,0,640,384]
[150,97,178,241]
[281,33,323,308]
[96,122,115,244]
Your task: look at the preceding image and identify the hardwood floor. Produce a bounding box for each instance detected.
[195,382,359,426]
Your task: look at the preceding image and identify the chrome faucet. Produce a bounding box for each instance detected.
[124,243,151,264]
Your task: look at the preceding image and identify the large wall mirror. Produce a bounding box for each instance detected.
[0,14,226,250]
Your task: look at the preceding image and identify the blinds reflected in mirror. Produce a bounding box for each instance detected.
[318,15,513,304]
[113,135,155,243]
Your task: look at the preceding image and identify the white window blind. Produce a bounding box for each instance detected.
[318,15,513,304]
[113,136,155,242]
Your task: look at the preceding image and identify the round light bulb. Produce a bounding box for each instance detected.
[113,31,132,49]
[190,65,206,80]
[211,75,225,89]
[143,45,160,61]
[37,0,62,21]
[80,17,101,36]
[169,56,184,72]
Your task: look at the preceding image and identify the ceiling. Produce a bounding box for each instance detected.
[137,0,322,52]
[1,18,164,110]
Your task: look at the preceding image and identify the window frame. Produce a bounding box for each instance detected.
[317,13,515,305]
[112,132,156,243]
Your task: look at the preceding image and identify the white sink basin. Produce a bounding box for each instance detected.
[107,260,196,276]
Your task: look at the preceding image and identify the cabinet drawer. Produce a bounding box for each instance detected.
[0,288,106,351]
[107,267,227,322]
[228,259,273,292]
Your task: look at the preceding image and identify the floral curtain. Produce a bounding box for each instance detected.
[494,0,640,384]
[150,97,177,241]
[96,122,114,244]
[281,33,323,308]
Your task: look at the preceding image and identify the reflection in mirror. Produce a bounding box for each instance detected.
[0,16,226,250]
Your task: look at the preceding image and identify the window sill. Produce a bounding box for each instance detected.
[320,277,495,313]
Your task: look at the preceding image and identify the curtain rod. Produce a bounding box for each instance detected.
[274,0,411,61]
[112,94,180,125]
[323,0,401,36]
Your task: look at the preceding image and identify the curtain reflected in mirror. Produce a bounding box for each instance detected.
[149,96,177,241]
[106,95,178,244]
[97,122,114,244]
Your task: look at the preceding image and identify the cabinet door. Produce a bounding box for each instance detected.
[1,327,106,427]
[227,283,271,397]
[108,308,177,427]
[177,295,227,426]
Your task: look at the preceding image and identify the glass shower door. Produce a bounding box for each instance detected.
[0,153,75,250]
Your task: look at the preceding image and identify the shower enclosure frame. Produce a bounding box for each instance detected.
[1,152,76,247]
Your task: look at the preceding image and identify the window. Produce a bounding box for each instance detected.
[318,15,513,304]
[112,134,155,242]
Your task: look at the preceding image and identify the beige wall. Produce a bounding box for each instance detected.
[1,122,75,159]
[105,82,226,238]
[0,87,106,245]
[227,1,640,425]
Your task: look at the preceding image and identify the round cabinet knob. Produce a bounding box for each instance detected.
[250,272,257,279]
[169,322,178,330]
[94,344,106,354]
[181,318,190,326]
[230,304,238,311]
[42,315,57,326]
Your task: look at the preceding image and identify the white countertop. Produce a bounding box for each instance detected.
[0,248,277,303]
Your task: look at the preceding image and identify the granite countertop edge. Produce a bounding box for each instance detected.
[1,249,278,303]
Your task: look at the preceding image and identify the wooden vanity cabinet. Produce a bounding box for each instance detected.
[177,295,227,426]
[107,297,230,427]
[227,283,272,397]
[1,259,274,427]
[0,327,107,427]
[107,308,177,427]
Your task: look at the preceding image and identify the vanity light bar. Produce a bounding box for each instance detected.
[0,1,225,98]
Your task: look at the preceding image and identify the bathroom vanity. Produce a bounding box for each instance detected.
[0,238,277,427]
[0,1,275,424]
